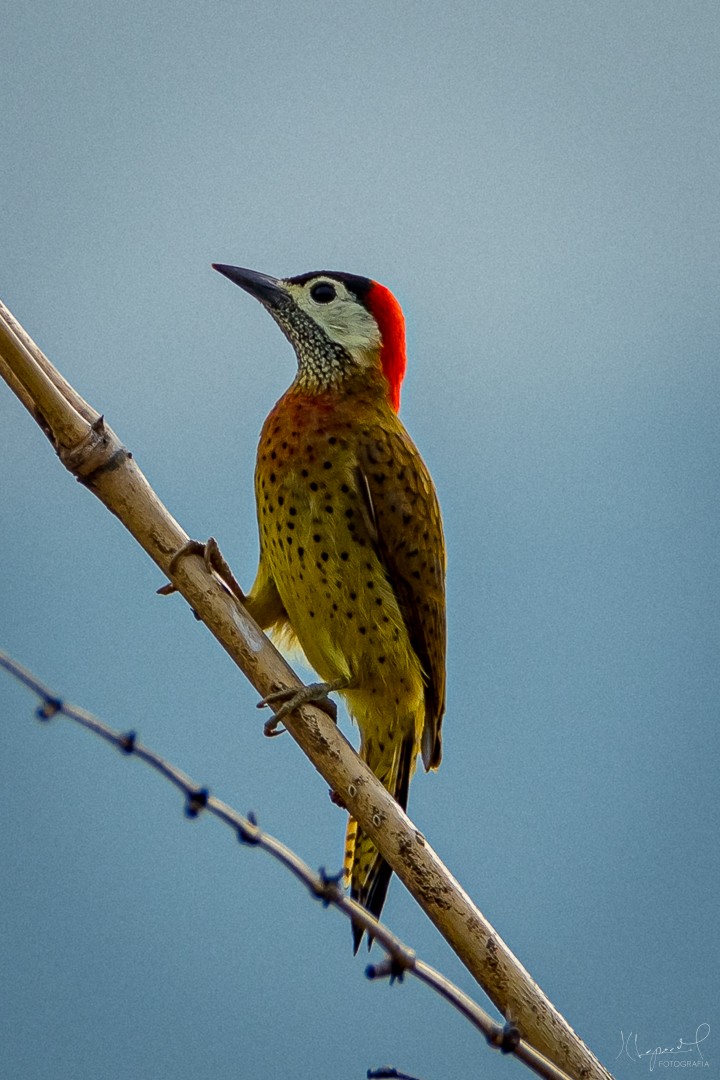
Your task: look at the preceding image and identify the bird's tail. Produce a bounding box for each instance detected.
[344,735,415,953]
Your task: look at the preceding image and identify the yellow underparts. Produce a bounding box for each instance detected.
[249,435,426,785]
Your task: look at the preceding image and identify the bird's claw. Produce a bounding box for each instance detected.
[257,680,344,738]
[158,536,246,604]
[263,715,286,737]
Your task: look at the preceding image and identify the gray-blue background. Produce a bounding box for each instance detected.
[2,3,717,1078]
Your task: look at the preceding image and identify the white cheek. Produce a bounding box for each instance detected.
[325,305,380,354]
[287,283,381,363]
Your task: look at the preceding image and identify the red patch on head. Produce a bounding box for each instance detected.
[366,281,407,412]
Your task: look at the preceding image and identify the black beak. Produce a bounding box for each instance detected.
[212,264,287,309]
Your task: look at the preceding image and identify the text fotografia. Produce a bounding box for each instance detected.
[617,1025,710,1071]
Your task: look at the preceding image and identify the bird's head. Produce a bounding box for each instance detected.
[213,264,407,412]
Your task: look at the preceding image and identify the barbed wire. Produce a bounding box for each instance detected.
[2,648,572,1080]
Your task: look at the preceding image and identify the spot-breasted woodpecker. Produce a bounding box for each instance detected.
[214,264,446,949]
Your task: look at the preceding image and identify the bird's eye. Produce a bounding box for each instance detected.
[310,281,337,304]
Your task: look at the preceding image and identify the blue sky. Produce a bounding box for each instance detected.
[1,3,718,1078]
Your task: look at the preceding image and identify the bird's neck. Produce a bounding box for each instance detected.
[265,372,393,436]
[293,355,391,408]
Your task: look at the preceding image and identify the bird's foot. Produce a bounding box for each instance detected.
[158,536,246,605]
[329,788,347,809]
[258,679,346,737]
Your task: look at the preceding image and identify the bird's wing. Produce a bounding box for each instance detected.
[356,423,446,769]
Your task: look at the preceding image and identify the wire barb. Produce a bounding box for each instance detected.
[36,696,63,720]
[365,951,413,985]
[185,786,210,818]
[367,1069,424,1080]
[489,1021,522,1054]
[313,866,345,907]
[118,730,137,754]
[237,811,261,846]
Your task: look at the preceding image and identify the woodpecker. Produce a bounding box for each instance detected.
[214,264,446,950]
